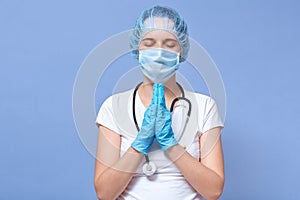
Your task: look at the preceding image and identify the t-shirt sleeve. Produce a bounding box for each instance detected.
[202,97,224,133]
[96,96,121,134]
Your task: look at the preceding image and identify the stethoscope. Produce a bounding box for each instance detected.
[132,82,191,176]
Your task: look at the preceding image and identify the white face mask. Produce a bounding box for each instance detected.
[139,48,180,84]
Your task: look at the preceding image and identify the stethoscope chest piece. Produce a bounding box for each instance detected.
[142,161,157,176]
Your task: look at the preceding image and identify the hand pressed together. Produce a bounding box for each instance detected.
[131,84,178,155]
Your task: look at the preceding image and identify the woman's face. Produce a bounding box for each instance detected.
[138,29,181,55]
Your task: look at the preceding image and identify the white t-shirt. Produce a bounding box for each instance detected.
[96,88,224,200]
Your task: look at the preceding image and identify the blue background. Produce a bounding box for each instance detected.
[1,0,299,199]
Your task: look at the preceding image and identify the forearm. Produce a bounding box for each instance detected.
[95,147,143,200]
[167,145,224,200]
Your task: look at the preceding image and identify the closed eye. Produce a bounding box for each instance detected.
[141,38,155,47]
[164,39,179,48]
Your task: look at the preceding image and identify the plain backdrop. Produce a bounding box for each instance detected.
[1,0,299,199]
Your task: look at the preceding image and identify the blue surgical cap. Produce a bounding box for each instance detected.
[130,5,190,62]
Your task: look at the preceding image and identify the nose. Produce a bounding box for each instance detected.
[154,40,163,49]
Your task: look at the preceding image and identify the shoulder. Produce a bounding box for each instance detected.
[184,90,220,119]
[185,90,224,132]
[96,88,135,128]
[185,90,216,105]
[101,88,135,108]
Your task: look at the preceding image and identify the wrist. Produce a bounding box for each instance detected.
[166,144,186,162]
[130,144,147,155]
[161,136,178,151]
[129,146,144,155]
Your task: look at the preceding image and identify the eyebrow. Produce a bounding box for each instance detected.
[141,38,155,42]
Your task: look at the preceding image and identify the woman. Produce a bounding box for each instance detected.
[94,5,224,200]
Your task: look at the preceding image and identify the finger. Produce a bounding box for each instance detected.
[151,84,159,105]
[157,84,166,107]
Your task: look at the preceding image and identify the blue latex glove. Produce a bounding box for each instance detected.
[131,84,158,155]
[155,84,178,151]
